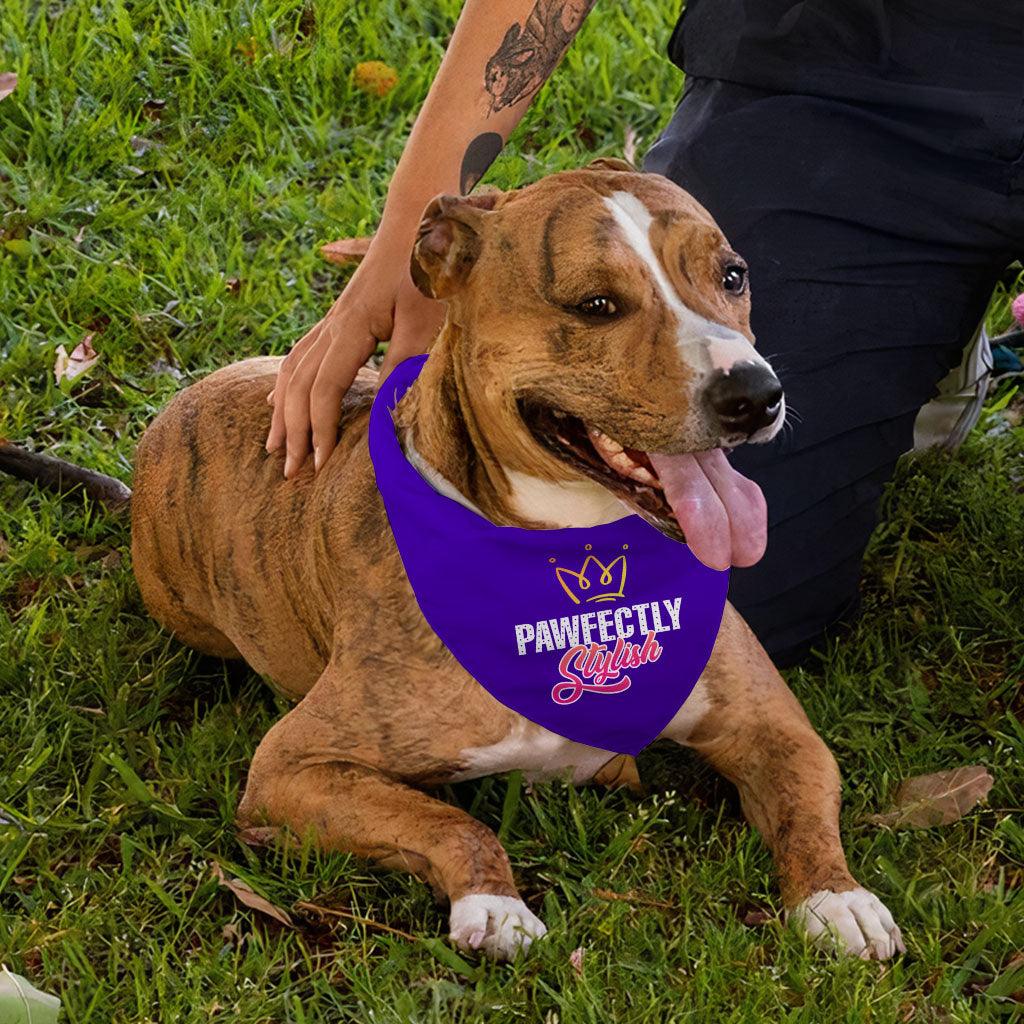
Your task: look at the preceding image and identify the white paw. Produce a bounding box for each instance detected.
[449,894,547,961]
[788,887,905,960]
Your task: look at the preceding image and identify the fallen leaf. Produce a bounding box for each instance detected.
[0,535,8,560]
[868,766,994,829]
[54,333,100,384]
[221,921,245,948]
[624,125,638,166]
[0,968,60,1023]
[574,122,598,150]
[237,825,282,847]
[297,4,316,38]
[0,73,16,102]
[212,862,294,928]
[742,908,772,927]
[569,946,585,977]
[150,358,183,380]
[236,37,258,62]
[321,236,373,265]
[141,97,166,120]
[100,550,122,570]
[225,276,242,294]
[130,135,157,156]
[353,61,398,97]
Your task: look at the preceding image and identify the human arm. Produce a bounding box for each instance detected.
[267,0,598,477]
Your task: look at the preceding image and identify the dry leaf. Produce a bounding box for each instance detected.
[569,946,585,977]
[868,766,994,829]
[211,862,294,927]
[742,908,772,927]
[236,37,258,62]
[353,61,398,97]
[236,825,282,848]
[141,97,166,121]
[130,135,157,156]
[224,276,241,294]
[623,125,638,166]
[0,73,16,102]
[321,236,373,265]
[54,334,100,384]
[150,358,183,380]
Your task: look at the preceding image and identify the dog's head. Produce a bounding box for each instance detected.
[410,162,784,568]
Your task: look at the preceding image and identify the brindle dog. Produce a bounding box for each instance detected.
[125,164,904,960]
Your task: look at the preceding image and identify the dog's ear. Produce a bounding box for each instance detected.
[585,157,636,173]
[411,192,501,299]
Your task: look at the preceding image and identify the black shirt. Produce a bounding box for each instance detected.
[668,1,1024,113]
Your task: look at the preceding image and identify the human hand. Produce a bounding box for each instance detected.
[266,234,446,477]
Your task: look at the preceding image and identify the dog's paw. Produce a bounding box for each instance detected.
[788,887,905,960]
[449,894,547,961]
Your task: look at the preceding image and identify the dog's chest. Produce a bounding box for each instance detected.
[452,715,617,784]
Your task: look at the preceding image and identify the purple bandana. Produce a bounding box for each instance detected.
[368,357,729,756]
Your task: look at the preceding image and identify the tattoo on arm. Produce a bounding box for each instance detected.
[483,0,596,113]
[459,3,594,193]
[460,132,504,193]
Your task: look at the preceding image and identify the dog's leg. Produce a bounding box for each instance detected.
[237,695,545,961]
[663,607,904,959]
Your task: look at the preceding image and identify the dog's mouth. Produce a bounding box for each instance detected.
[519,401,767,570]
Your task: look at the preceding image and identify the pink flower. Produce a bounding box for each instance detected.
[1012,292,1024,328]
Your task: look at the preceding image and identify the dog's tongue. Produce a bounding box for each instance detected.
[649,449,767,570]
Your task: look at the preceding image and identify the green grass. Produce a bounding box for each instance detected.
[1,1,1023,1020]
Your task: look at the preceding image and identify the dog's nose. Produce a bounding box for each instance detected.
[704,363,783,437]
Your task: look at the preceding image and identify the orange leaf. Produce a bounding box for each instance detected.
[321,236,373,265]
[353,61,398,97]
[236,37,258,62]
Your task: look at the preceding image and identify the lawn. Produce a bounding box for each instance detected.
[1,1,1022,1021]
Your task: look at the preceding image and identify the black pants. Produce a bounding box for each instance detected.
[645,78,1024,662]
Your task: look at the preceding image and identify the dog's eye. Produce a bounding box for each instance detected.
[575,295,618,317]
[722,264,748,295]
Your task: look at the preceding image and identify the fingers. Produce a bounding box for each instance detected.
[266,323,321,454]
[268,269,438,477]
[282,333,329,478]
[309,329,377,472]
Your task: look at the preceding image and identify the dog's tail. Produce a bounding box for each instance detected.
[0,440,131,508]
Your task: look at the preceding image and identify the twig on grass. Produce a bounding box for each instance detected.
[294,900,420,942]
[592,888,676,911]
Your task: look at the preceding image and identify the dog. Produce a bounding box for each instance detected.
[12,162,903,961]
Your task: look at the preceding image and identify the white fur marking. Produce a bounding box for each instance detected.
[449,894,547,960]
[455,716,617,783]
[789,887,904,960]
[405,438,630,530]
[403,438,485,515]
[658,675,712,742]
[504,468,631,527]
[603,191,769,376]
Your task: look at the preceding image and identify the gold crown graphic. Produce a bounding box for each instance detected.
[555,554,628,605]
